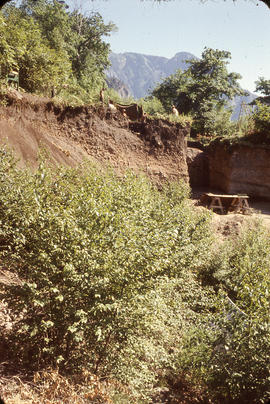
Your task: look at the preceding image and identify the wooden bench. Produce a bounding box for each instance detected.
[201,193,250,215]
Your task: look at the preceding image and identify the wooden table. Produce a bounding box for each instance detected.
[201,193,250,214]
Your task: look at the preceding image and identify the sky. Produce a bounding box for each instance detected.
[76,0,270,94]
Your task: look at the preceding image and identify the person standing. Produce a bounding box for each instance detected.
[99,87,105,103]
[108,99,117,112]
[171,105,179,116]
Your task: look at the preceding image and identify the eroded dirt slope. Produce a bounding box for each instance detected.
[0,90,189,185]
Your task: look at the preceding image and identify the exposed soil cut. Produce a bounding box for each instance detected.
[0,89,189,186]
[208,138,270,200]
[1,90,270,266]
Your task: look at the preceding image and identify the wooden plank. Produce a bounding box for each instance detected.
[204,193,248,199]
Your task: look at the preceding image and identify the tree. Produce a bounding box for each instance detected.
[151,69,191,112]
[255,77,270,96]
[252,77,270,118]
[19,0,116,91]
[0,5,71,93]
[1,0,116,99]
[69,10,116,91]
[152,47,246,135]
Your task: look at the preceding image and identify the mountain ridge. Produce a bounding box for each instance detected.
[107,51,195,99]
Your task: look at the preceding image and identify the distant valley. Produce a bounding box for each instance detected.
[106,51,257,120]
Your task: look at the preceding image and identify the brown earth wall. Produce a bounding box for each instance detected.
[0,90,189,186]
[208,142,270,199]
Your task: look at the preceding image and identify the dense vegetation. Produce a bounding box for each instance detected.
[0,1,270,401]
[0,0,116,103]
[144,49,270,141]
[148,48,246,137]
[0,148,269,403]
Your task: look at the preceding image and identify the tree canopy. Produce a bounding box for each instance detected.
[151,47,246,135]
[255,77,270,96]
[0,0,116,100]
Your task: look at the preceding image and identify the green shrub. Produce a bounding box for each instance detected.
[113,276,215,402]
[0,148,213,376]
[1,147,269,402]
[252,101,270,135]
[192,106,235,138]
[139,96,192,127]
[139,96,166,116]
[177,224,270,403]
[236,113,255,138]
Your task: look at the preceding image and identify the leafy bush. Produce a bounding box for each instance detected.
[139,96,166,116]
[234,113,255,138]
[167,113,193,128]
[1,148,270,403]
[252,101,270,135]
[0,148,213,377]
[114,276,215,401]
[192,105,235,138]
[139,96,192,128]
[177,224,270,403]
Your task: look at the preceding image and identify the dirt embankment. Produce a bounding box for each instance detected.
[208,139,270,200]
[2,90,270,238]
[0,90,189,185]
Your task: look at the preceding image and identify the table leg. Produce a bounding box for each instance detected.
[240,198,250,214]
[230,198,240,212]
[209,197,225,214]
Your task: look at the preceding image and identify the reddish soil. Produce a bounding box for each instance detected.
[0,89,189,185]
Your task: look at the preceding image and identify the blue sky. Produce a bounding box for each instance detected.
[80,0,269,94]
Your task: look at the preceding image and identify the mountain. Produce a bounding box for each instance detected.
[105,75,131,99]
[106,51,257,120]
[107,51,194,99]
[229,93,257,121]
